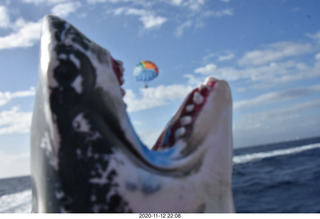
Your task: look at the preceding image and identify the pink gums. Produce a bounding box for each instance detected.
[152,81,216,151]
[111,57,124,86]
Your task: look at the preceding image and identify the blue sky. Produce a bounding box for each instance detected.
[0,0,320,178]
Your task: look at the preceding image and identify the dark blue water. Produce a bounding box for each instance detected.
[0,175,31,197]
[233,136,320,213]
[1,136,320,213]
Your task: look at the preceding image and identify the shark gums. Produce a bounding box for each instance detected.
[30,15,234,213]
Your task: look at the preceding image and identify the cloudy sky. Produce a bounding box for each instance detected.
[0,0,320,178]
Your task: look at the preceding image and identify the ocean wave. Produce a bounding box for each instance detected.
[0,190,31,213]
[233,143,320,164]
[1,143,320,213]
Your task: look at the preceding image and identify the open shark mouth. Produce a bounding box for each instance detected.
[112,56,219,154]
[152,78,217,151]
[113,53,218,152]
[31,15,234,213]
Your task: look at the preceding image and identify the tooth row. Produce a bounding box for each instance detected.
[174,116,193,141]
[193,91,204,105]
[174,90,206,142]
[198,84,206,90]
[199,84,211,91]
[185,104,194,112]
[201,84,211,91]
[180,116,192,126]
[174,127,186,140]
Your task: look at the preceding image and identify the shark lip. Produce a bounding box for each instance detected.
[111,57,124,86]
[152,77,217,151]
[111,57,126,97]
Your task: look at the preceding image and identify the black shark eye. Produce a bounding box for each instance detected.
[54,60,78,84]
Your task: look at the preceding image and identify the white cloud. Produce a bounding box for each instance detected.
[218,52,234,61]
[88,0,152,6]
[194,63,242,81]
[208,8,233,17]
[163,0,207,11]
[306,30,320,43]
[183,74,206,87]
[22,0,69,5]
[0,87,35,107]
[193,57,320,87]
[104,1,232,35]
[201,52,215,62]
[201,52,235,63]
[0,19,42,50]
[51,1,82,17]
[175,20,192,37]
[238,41,313,66]
[0,1,81,50]
[315,53,320,60]
[0,6,10,29]
[21,0,47,4]
[195,63,243,82]
[140,13,167,29]
[166,0,183,6]
[87,0,132,3]
[234,84,320,110]
[244,61,307,83]
[234,99,320,132]
[167,1,233,36]
[87,0,106,3]
[0,152,30,178]
[194,63,217,74]
[124,84,193,112]
[113,7,167,29]
[184,0,205,11]
[136,128,162,148]
[164,0,205,11]
[0,107,32,135]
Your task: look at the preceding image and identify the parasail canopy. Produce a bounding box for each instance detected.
[133,61,159,83]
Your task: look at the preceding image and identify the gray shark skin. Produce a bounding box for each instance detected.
[30,15,234,213]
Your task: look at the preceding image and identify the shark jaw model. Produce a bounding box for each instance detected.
[30,15,234,213]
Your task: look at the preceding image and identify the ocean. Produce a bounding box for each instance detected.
[1,136,320,213]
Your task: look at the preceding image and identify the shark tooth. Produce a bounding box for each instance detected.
[193,91,204,105]
[180,116,192,126]
[185,104,194,112]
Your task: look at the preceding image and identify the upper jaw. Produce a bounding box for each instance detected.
[152,77,228,152]
[187,78,233,156]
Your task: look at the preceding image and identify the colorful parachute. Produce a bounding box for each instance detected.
[133,61,159,87]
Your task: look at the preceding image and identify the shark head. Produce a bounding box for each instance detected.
[31,15,234,213]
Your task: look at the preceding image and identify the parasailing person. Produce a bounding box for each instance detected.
[133,60,159,88]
